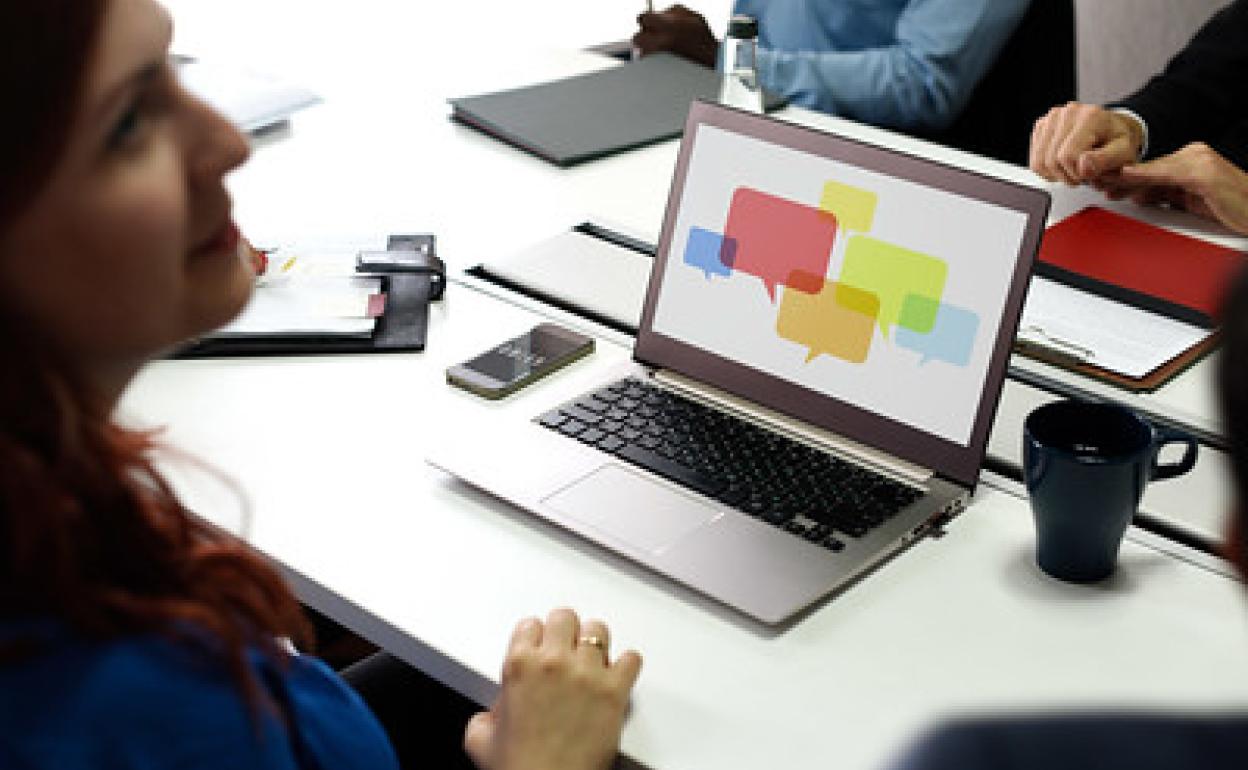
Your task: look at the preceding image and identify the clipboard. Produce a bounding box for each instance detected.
[1015,329,1220,393]
[1015,207,1243,392]
[173,236,445,359]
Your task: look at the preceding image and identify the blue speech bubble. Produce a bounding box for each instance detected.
[683,227,736,280]
[895,297,980,367]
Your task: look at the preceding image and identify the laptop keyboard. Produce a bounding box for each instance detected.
[537,378,924,552]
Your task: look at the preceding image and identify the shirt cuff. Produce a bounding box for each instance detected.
[1110,108,1150,160]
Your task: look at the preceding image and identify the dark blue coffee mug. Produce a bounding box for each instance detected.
[1023,401,1198,583]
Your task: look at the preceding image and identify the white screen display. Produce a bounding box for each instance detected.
[650,124,1029,446]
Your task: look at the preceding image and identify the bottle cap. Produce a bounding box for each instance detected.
[726,14,758,40]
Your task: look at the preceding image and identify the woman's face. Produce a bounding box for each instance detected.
[0,0,251,397]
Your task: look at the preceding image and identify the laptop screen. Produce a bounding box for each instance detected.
[636,102,1049,487]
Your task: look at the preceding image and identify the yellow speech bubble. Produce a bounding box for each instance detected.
[819,181,878,233]
[776,277,880,364]
[839,236,947,336]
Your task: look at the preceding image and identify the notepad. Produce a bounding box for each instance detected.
[477,228,653,330]
[450,53,783,167]
[1037,206,1245,327]
[209,254,381,338]
[1018,278,1211,380]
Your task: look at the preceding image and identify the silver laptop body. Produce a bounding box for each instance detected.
[431,102,1049,625]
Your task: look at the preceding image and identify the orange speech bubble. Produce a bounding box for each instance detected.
[776,275,880,364]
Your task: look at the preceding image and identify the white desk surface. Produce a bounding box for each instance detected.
[126,3,1248,768]
[126,285,1248,770]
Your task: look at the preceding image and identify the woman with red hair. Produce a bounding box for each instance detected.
[0,0,640,768]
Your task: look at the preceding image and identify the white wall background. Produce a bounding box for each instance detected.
[1076,0,1233,102]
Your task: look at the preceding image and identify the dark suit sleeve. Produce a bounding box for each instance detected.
[887,715,1248,770]
[1115,0,1248,165]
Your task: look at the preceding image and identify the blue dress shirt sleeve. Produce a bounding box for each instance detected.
[743,0,1030,132]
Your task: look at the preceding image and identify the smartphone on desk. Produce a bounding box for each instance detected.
[447,323,594,399]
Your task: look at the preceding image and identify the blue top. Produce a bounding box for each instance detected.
[0,622,400,769]
[890,714,1248,769]
[733,0,1030,131]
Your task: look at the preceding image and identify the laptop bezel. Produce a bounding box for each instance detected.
[634,100,1050,489]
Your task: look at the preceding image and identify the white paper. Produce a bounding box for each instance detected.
[485,230,652,328]
[177,59,320,132]
[211,252,382,337]
[1019,277,1211,379]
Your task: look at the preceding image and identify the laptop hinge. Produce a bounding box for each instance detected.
[651,369,934,485]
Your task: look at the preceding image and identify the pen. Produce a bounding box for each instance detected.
[1016,325,1094,366]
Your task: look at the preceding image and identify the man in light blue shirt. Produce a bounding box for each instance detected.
[634,1,1031,133]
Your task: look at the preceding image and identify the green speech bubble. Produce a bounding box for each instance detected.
[839,235,947,337]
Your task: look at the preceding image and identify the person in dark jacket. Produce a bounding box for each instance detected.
[1030,1,1248,234]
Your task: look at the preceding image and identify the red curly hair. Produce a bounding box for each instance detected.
[0,0,310,703]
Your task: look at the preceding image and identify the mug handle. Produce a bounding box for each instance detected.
[1151,427,1199,481]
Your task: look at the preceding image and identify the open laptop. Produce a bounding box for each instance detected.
[431,101,1049,625]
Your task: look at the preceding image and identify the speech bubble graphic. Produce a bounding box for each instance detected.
[724,187,838,302]
[683,227,737,279]
[776,274,880,364]
[819,181,878,233]
[839,235,947,336]
[897,292,941,335]
[895,298,980,367]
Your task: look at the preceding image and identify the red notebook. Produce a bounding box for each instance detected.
[1037,206,1245,328]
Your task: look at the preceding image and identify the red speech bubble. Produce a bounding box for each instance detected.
[724,187,838,302]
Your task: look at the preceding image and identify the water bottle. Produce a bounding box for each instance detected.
[718,14,763,113]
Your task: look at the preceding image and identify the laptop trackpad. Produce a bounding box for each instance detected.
[543,464,721,555]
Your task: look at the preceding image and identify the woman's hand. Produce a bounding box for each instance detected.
[464,609,642,770]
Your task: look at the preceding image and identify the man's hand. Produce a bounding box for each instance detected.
[632,4,718,68]
[464,609,642,770]
[1029,102,1145,186]
[1099,143,1248,236]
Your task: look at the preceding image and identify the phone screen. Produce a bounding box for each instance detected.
[458,324,592,389]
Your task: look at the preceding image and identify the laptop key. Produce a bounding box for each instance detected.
[559,419,587,437]
[538,411,567,429]
[598,435,626,454]
[616,445,726,498]
[578,428,606,445]
[561,405,604,426]
[743,497,769,517]
[764,508,795,526]
[578,398,610,414]
[717,485,748,507]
